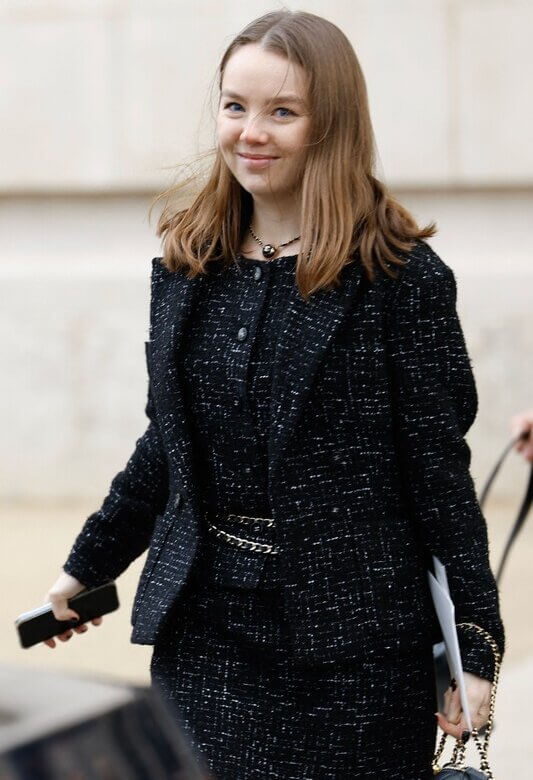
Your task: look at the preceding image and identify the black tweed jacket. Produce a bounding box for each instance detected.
[63,240,505,681]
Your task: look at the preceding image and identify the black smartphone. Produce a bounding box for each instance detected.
[15,581,119,648]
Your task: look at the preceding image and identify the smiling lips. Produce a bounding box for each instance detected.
[237,152,279,169]
[238,153,277,159]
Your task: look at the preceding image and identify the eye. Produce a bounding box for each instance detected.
[274,107,295,118]
[224,101,244,112]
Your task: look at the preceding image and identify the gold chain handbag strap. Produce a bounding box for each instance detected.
[432,622,502,778]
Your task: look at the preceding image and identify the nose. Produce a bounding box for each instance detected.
[239,111,269,145]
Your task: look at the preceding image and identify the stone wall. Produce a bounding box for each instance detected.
[1,1,531,503]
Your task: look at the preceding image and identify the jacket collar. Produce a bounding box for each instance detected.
[151,258,364,505]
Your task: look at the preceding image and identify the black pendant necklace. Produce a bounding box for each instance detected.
[248,225,300,259]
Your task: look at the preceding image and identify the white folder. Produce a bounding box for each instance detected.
[427,556,473,731]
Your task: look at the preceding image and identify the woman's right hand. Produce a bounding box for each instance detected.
[43,571,104,648]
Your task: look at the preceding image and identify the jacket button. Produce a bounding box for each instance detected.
[253,265,262,281]
[174,492,183,509]
[237,326,248,341]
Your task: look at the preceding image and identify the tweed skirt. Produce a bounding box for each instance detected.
[150,535,438,780]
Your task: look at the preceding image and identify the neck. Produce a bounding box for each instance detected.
[249,195,301,246]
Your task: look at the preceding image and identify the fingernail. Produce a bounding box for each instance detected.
[461,730,471,743]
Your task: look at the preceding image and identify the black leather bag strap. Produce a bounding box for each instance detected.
[478,431,533,585]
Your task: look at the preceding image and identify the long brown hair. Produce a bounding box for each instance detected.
[149,10,436,299]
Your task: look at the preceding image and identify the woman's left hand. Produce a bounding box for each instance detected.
[435,671,492,739]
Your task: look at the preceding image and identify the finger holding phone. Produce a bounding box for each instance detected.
[42,571,104,648]
[15,578,116,649]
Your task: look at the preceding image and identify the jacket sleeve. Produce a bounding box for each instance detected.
[384,243,505,682]
[62,261,169,588]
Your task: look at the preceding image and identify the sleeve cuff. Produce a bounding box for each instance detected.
[62,555,111,591]
[457,624,501,683]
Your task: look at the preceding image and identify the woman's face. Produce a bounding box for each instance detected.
[217,43,311,203]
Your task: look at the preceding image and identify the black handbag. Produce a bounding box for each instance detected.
[432,623,502,780]
[435,769,488,779]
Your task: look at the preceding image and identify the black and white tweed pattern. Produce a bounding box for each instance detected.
[63,239,505,684]
[178,252,297,588]
[151,548,437,780]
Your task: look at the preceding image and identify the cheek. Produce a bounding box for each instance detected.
[282,123,311,161]
[217,119,240,151]
[282,143,307,170]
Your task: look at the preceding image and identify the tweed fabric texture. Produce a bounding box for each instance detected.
[152,254,437,776]
[178,252,297,589]
[151,544,438,780]
[63,239,505,682]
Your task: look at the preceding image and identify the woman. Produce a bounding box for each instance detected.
[44,10,504,779]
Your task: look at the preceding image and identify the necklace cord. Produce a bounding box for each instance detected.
[248,225,300,259]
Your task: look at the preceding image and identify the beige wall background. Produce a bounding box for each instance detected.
[1,5,532,768]
[2,0,532,505]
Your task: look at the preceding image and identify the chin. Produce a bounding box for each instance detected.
[236,176,288,198]
[235,179,270,195]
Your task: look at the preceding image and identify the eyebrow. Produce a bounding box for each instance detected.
[221,90,306,106]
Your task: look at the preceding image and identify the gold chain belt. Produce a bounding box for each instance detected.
[207,513,279,555]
